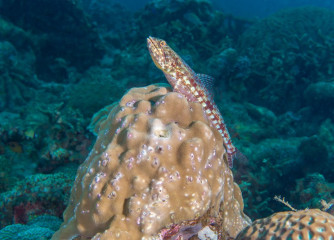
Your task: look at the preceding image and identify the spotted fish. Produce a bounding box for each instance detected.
[147,36,241,168]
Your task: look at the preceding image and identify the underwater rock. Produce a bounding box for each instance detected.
[0,171,76,228]
[245,103,277,125]
[140,0,213,27]
[304,81,334,110]
[296,135,331,179]
[0,214,62,240]
[66,67,125,117]
[81,1,133,41]
[52,85,250,239]
[27,215,62,231]
[0,18,39,111]
[207,48,251,98]
[274,109,309,137]
[319,119,334,158]
[0,41,17,70]
[291,173,334,210]
[0,101,92,179]
[298,136,328,164]
[135,0,243,63]
[240,137,304,218]
[0,0,105,81]
[238,7,334,114]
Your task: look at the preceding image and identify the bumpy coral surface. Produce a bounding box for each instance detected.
[236,209,334,240]
[52,84,250,239]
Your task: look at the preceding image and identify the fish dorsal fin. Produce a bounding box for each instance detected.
[196,73,215,97]
[180,58,197,76]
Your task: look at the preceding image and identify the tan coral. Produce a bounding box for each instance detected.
[52,84,250,240]
[236,209,334,240]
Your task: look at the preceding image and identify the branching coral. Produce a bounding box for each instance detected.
[52,84,250,239]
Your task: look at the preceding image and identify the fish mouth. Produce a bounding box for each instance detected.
[147,36,153,43]
[147,36,164,70]
[147,36,158,51]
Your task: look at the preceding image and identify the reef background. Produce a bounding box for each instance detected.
[0,0,333,238]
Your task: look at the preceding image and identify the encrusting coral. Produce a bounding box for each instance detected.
[235,209,334,240]
[52,84,250,239]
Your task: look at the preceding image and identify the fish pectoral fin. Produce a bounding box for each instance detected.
[196,73,215,97]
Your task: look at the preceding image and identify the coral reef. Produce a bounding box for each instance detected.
[0,0,105,81]
[98,0,250,87]
[0,215,62,240]
[0,17,39,112]
[0,169,76,228]
[0,0,109,122]
[291,173,334,210]
[65,67,126,117]
[238,7,334,114]
[237,137,304,218]
[0,102,92,186]
[235,209,334,239]
[52,85,250,239]
[1,0,334,239]
[304,81,334,111]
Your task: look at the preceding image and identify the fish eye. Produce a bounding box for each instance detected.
[160,40,166,47]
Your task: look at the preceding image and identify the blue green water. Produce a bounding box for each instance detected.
[0,0,333,239]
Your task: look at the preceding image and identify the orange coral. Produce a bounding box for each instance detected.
[52,85,250,240]
[236,209,334,240]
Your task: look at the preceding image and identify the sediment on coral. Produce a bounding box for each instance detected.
[52,84,250,240]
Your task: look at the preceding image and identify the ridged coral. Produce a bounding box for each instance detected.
[52,84,250,239]
[235,209,334,240]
